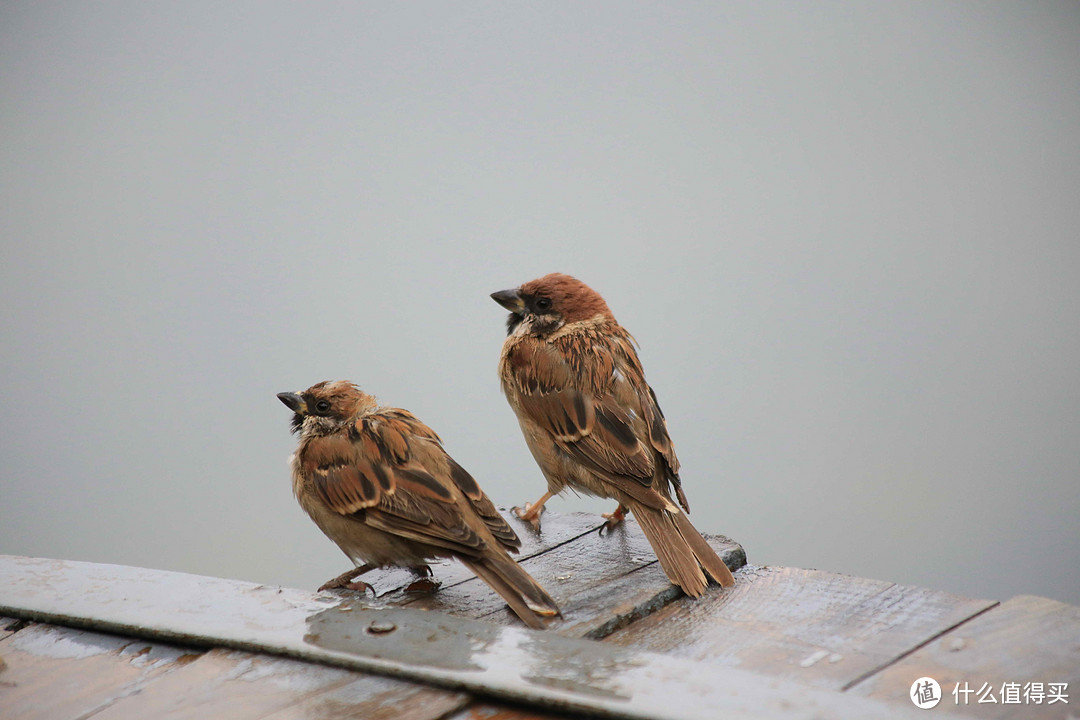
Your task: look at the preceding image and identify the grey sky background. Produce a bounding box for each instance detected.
[2,3,1078,605]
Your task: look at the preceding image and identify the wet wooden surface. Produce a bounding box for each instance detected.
[0,623,201,720]
[1,511,1077,719]
[850,594,1080,718]
[86,647,469,720]
[603,564,997,690]
[397,511,745,638]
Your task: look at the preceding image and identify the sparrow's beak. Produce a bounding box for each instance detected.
[277,392,307,414]
[491,288,526,314]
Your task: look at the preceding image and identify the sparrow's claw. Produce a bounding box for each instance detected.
[318,564,376,595]
[512,501,545,530]
[319,576,376,596]
[405,577,441,593]
[512,491,554,531]
[599,504,629,534]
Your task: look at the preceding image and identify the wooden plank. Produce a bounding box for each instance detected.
[399,514,659,621]
[603,565,996,691]
[260,672,469,720]
[850,595,1080,718]
[398,517,745,638]
[522,534,743,640]
[220,511,745,641]
[1,616,26,642]
[90,646,466,720]
[88,647,353,719]
[443,702,567,720]
[0,623,201,720]
[347,511,609,601]
[0,555,932,720]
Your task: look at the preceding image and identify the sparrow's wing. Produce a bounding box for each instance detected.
[442,454,521,551]
[505,337,676,511]
[636,381,689,510]
[583,330,689,511]
[300,409,520,555]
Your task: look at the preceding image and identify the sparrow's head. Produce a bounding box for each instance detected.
[491,273,614,336]
[277,381,376,437]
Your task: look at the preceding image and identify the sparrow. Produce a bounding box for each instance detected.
[277,381,560,628]
[491,273,735,597]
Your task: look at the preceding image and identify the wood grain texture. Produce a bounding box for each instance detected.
[850,595,1080,718]
[603,565,996,690]
[399,516,745,637]
[330,510,608,601]
[548,534,744,639]
[0,623,202,720]
[401,514,658,621]
[443,702,568,720]
[91,646,467,720]
[1,615,26,642]
[247,664,469,720]
[88,648,355,719]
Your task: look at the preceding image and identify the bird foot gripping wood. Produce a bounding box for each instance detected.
[404,577,441,593]
[318,565,377,595]
[512,501,547,531]
[512,491,554,531]
[404,565,440,593]
[599,504,629,535]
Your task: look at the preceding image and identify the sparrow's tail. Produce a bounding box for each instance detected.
[631,502,736,597]
[461,552,561,630]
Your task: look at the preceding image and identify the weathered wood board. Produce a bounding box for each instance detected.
[258,670,469,720]
[0,623,201,720]
[444,702,568,720]
[0,550,941,720]
[87,647,468,720]
[1,616,24,642]
[850,595,1080,718]
[351,512,745,640]
[314,510,607,603]
[4,511,1074,720]
[603,565,997,690]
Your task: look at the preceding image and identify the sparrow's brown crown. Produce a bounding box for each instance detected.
[491,273,615,336]
[277,381,376,434]
[521,273,614,323]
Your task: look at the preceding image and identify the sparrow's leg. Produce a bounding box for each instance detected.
[512,491,554,530]
[405,564,440,593]
[319,563,377,594]
[600,503,629,533]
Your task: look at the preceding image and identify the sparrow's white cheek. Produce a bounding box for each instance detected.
[510,318,532,338]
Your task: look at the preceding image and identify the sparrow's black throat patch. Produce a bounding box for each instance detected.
[505,312,523,335]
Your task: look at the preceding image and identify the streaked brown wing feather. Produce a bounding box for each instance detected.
[640,383,689,511]
[448,457,520,551]
[365,499,486,554]
[506,336,669,503]
[605,330,688,511]
[302,409,498,557]
[303,434,388,514]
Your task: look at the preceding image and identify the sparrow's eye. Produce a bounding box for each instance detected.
[535,297,552,312]
[314,400,332,414]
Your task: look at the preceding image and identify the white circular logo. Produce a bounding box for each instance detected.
[911,677,942,709]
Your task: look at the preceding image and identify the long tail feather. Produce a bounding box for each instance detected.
[461,554,561,629]
[631,503,735,596]
[675,510,736,588]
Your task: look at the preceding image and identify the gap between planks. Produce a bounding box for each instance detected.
[840,600,1001,692]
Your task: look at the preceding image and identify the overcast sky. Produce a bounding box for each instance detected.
[2,2,1078,606]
